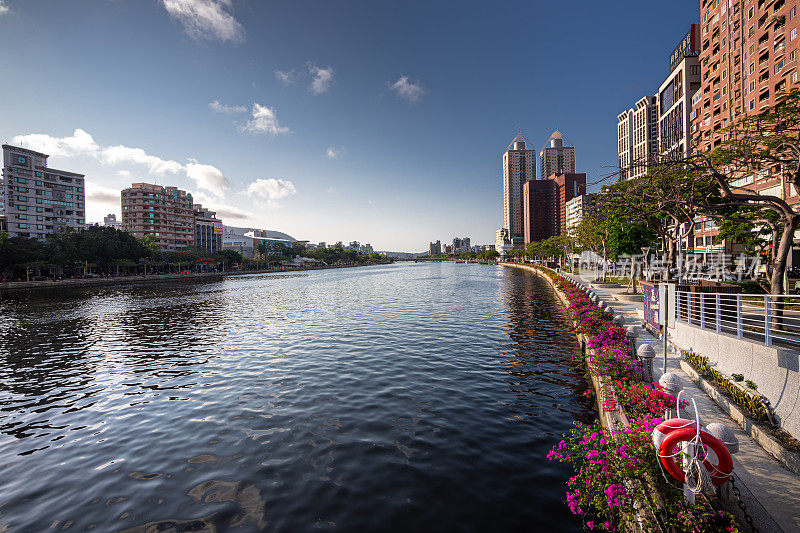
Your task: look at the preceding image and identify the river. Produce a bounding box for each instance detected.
[0,262,595,531]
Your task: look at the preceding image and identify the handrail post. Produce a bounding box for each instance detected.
[737,294,743,339]
[765,295,772,347]
[700,293,706,329]
[716,293,721,333]
[688,293,693,326]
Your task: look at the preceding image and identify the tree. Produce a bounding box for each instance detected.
[643,89,800,294]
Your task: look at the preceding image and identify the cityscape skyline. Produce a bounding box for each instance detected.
[0,0,700,251]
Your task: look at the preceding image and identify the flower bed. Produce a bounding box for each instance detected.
[536,267,739,532]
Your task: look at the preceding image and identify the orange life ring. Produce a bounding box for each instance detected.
[651,418,697,450]
[658,427,733,487]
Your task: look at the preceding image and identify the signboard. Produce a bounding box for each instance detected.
[669,24,700,72]
[213,221,223,235]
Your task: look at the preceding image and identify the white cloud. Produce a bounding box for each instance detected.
[161,0,245,43]
[274,69,298,85]
[0,2,10,15]
[209,100,247,113]
[12,129,99,158]
[186,161,229,196]
[326,147,339,159]
[85,181,121,206]
[12,129,229,196]
[245,178,297,207]
[240,103,291,136]
[307,63,334,94]
[101,145,184,175]
[388,75,425,103]
[192,191,252,219]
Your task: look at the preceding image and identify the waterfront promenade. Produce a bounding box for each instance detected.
[510,263,800,532]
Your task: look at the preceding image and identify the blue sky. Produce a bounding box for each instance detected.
[0,0,698,251]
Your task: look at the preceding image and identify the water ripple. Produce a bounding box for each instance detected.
[0,263,594,531]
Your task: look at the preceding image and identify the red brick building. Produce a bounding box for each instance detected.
[549,172,587,234]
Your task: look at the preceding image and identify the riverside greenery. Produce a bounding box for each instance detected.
[0,228,386,280]
[539,268,740,532]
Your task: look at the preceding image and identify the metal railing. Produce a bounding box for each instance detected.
[675,291,800,348]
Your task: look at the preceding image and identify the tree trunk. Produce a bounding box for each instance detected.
[770,214,798,295]
[769,214,799,332]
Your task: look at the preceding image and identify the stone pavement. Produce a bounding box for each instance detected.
[567,272,800,532]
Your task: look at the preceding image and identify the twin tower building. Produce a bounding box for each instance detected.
[496,130,587,255]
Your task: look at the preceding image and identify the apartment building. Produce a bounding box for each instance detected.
[694,0,800,155]
[120,183,194,250]
[565,193,597,233]
[2,144,86,240]
[193,204,222,254]
[618,97,659,180]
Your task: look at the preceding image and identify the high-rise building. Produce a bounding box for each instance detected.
[429,240,441,256]
[2,144,86,240]
[617,109,634,180]
[693,1,800,155]
[502,133,536,240]
[659,25,702,159]
[617,96,659,180]
[549,173,588,234]
[120,183,194,250]
[540,129,575,181]
[523,179,558,244]
[193,204,222,253]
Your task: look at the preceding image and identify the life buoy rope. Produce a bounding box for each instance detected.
[658,426,733,487]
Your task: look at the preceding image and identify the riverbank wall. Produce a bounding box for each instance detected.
[0,262,392,294]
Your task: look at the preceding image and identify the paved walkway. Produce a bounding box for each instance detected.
[566,272,800,532]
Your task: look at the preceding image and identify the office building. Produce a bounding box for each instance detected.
[523,179,558,244]
[540,129,576,180]
[502,133,536,241]
[194,204,222,253]
[660,25,702,159]
[120,183,194,250]
[2,144,86,240]
[429,240,441,255]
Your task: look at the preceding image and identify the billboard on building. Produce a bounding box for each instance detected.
[669,24,700,72]
[213,221,223,235]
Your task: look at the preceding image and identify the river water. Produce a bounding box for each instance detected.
[0,263,595,531]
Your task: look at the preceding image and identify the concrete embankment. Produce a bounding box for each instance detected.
[0,262,391,294]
